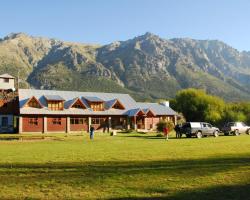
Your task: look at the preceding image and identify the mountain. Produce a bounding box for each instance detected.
[0,32,250,101]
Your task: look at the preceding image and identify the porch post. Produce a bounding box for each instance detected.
[126,117,130,130]
[43,116,47,133]
[174,115,177,125]
[151,117,154,130]
[134,116,137,130]
[88,116,92,132]
[108,116,112,132]
[66,116,70,133]
[19,116,22,133]
[144,117,147,130]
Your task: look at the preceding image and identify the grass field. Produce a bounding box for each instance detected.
[0,132,249,200]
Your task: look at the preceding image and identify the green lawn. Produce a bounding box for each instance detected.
[0,132,249,200]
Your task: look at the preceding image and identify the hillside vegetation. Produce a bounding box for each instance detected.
[1,32,250,101]
[172,88,250,126]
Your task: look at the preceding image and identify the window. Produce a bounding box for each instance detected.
[28,118,38,125]
[72,103,83,109]
[91,118,105,124]
[90,103,104,111]
[70,118,86,124]
[52,118,61,125]
[1,117,8,127]
[48,101,64,110]
[3,78,9,83]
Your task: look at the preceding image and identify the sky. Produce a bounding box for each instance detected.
[0,0,250,51]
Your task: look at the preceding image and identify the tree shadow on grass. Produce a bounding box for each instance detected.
[0,155,249,199]
[108,183,250,200]
[0,155,249,180]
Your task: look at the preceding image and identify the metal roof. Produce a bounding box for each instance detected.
[136,102,177,116]
[0,73,15,79]
[44,95,65,101]
[18,89,177,116]
[83,96,104,102]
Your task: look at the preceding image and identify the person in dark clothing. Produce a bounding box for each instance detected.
[89,126,95,140]
[175,124,182,138]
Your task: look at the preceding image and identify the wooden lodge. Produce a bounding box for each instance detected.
[18,89,177,133]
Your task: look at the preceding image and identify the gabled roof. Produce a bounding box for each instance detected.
[0,73,15,79]
[22,96,43,108]
[127,108,145,117]
[44,95,65,101]
[137,102,177,116]
[105,99,125,110]
[67,97,87,109]
[142,108,156,117]
[83,96,104,102]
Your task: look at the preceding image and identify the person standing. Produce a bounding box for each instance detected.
[90,126,95,140]
[163,126,169,141]
[175,124,182,138]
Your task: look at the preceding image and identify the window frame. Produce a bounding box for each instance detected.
[28,117,39,126]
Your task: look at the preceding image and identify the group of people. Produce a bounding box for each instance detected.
[89,124,183,140]
[163,124,183,140]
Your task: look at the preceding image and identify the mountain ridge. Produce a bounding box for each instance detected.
[0,32,250,101]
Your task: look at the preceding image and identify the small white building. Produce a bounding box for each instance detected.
[0,73,15,90]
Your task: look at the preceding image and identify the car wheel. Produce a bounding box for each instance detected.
[224,132,229,136]
[214,131,219,137]
[196,131,202,139]
[247,129,250,135]
[234,129,239,136]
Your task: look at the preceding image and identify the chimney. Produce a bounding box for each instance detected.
[160,101,169,107]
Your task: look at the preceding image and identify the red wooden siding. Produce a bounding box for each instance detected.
[145,117,160,130]
[70,117,88,131]
[47,116,67,132]
[22,116,43,132]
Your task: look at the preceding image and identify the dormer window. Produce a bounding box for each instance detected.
[69,98,87,109]
[48,101,64,111]
[44,95,65,111]
[90,102,104,111]
[24,96,43,108]
[83,96,105,111]
[112,99,125,110]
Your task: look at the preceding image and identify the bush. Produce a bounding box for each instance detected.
[156,120,175,132]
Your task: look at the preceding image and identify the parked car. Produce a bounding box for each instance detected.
[181,122,220,138]
[221,122,250,136]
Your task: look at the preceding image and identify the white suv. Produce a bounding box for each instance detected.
[222,122,250,136]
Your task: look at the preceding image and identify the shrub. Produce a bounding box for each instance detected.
[156,120,175,132]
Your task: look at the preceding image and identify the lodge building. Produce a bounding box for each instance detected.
[18,89,177,133]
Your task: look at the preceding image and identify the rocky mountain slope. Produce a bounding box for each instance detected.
[0,32,250,101]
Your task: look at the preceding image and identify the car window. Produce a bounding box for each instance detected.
[207,124,212,128]
[229,122,235,126]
